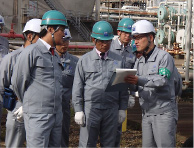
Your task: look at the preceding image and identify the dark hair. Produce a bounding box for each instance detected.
[149,32,155,39]
[39,25,59,38]
[39,29,47,38]
[23,31,39,42]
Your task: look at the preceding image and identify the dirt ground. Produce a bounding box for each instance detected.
[0,98,192,147]
[68,98,193,147]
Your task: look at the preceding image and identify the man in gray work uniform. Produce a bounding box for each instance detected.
[55,28,78,147]
[125,20,178,147]
[0,18,41,147]
[11,10,68,147]
[72,21,128,147]
[110,18,136,147]
[0,14,9,142]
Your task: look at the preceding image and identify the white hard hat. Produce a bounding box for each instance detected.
[23,19,42,33]
[0,15,5,26]
[64,29,72,39]
[132,20,155,35]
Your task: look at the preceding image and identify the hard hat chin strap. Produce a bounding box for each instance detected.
[55,47,66,55]
[51,26,59,47]
[24,32,36,44]
[44,26,59,48]
[30,33,36,44]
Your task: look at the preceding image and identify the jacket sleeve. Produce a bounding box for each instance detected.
[119,60,130,110]
[11,50,33,102]
[119,90,129,110]
[137,53,174,88]
[0,54,12,101]
[72,59,85,112]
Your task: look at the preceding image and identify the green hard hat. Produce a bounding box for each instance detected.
[91,21,114,40]
[41,10,68,27]
[117,18,134,33]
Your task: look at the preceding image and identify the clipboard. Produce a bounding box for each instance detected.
[105,68,137,92]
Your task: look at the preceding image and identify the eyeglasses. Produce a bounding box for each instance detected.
[132,34,148,40]
[59,27,65,32]
[121,31,131,37]
[62,37,70,42]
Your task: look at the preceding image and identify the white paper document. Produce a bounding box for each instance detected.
[112,68,137,85]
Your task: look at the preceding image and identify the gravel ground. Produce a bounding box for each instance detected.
[0,99,192,147]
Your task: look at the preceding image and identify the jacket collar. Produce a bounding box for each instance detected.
[90,47,114,61]
[139,46,160,63]
[113,37,131,53]
[36,39,50,54]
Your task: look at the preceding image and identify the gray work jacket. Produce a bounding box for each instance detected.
[0,36,9,50]
[72,48,128,112]
[11,39,64,114]
[61,52,78,101]
[110,37,136,68]
[0,47,23,108]
[133,46,177,115]
[0,36,9,63]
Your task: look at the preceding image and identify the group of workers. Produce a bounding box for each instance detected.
[0,9,181,148]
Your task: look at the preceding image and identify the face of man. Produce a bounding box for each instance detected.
[118,31,131,45]
[94,39,112,53]
[56,38,70,55]
[132,34,151,53]
[53,26,66,46]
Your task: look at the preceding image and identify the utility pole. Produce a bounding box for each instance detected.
[107,0,110,21]
[95,0,100,21]
[185,0,192,84]
[119,0,121,21]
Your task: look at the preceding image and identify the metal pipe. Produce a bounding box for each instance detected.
[100,14,158,21]
[119,0,121,21]
[0,33,24,39]
[68,45,94,49]
[95,0,101,21]
[0,23,24,39]
[108,0,110,21]
[184,0,192,84]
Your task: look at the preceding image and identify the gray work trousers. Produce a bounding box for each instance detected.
[115,124,122,147]
[142,109,178,147]
[23,112,63,147]
[61,100,70,147]
[5,111,26,147]
[79,107,118,147]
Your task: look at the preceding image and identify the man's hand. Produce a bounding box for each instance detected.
[118,110,126,124]
[74,111,85,126]
[124,75,138,85]
[14,106,23,122]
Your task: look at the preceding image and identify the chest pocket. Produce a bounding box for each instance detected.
[62,63,74,76]
[62,63,75,88]
[147,64,158,75]
[35,58,53,74]
[33,58,53,78]
[108,60,120,78]
[36,58,52,68]
[84,65,99,81]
